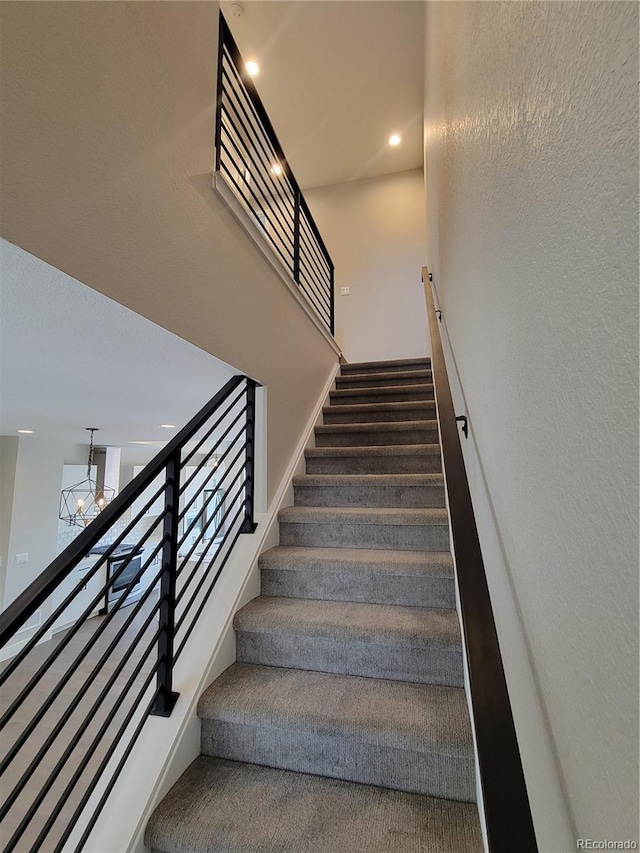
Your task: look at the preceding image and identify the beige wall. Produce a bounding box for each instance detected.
[424,1,638,847]
[0,1,338,504]
[306,170,429,363]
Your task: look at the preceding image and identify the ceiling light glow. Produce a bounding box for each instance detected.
[245,60,260,77]
[160,424,176,429]
[388,134,402,147]
[18,429,34,434]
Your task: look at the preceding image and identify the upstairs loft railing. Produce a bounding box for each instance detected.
[422,268,538,852]
[0,375,258,852]
[215,13,335,336]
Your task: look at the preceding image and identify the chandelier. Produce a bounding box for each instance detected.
[59,428,116,528]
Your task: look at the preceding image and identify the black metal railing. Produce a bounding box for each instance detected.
[215,13,335,335]
[0,375,258,852]
[422,269,538,852]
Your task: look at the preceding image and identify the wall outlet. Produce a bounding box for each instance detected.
[15,552,29,564]
[341,286,350,295]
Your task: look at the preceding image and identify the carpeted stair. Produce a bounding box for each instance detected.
[146,357,483,853]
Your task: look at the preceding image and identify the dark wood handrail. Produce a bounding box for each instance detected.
[422,267,538,852]
[0,374,250,646]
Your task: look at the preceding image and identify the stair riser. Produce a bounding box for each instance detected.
[201,721,475,802]
[341,360,431,375]
[336,374,432,389]
[305,454,442,475]
[331,389,434,405]
[261,569,456,608]
[323,406,436,424]
[279,521,449,551]
[293,483,445,508]
[315,428,438,448]
[236,632,464,687]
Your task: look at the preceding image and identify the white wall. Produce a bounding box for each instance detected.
[3,436,73,609]
[424,1,638,848]
[0,436,19,606]
[0,1,338,504]
[306,169,429,363]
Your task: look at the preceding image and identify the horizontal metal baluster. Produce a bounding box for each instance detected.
[177,440,247,558]
[300,214,332,276]
[219,132,296,257]
[64,684,163,853]
[178,399,245,495]
[299,216,332,277]
[0,536,165,759]
[174,471,247,612]
[299,199,333,273]
[180,385,246,467]
[299,239,332,297]
[300,216,332,279]
[299,253,332,306]
[174,483,246,624]
[25,660,162,853]
[299,241,332,309]
[0,598,163,826]
[219,87,296,229]
[298,264,332,320]
[174,508,246,661]
[220,58,296,196]
[0,484,167,689]
[178,406,247,507]
[219,139,296,270]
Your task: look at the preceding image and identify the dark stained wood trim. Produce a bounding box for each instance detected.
[422,267,538,852]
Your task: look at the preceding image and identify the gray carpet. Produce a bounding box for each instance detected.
[145,758,482,853]
[145,358,482,852]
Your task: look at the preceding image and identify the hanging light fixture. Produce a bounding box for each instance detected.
[59,428,116,528]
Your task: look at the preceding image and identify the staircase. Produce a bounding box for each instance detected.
[145,358,483,852]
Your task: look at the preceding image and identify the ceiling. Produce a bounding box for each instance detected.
[220,0,425,189]
[0,240,235,447]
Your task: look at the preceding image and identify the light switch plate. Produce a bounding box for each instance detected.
[15,552,29,564]
[341,286,350,295]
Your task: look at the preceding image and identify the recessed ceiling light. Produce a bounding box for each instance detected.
[388,134,402,147]
[271,163,283,176]
[245,60,260,77]
[18,429,34,434]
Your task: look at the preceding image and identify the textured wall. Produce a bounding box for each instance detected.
[306,170,429,363]
[0,1,338,504]
[424,1,638,846]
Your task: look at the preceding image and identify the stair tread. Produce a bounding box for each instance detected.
[198,663,473,757]
[306,443,440,457]
[293,473,444,486]
[316,420,437,433]
[145,757,482,853]
[337,369,432,383]
[259,546,454,577]
[325,400,435,413]
[331,383,434,396]
[342,357,432,372]
[279,505,448,525]
[234,596,462,650]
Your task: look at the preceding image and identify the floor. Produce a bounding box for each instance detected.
[1,595,160,853]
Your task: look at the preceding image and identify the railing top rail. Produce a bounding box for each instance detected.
[218,12,334,272]
[422,267,537,853]
[0,374,252,646]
